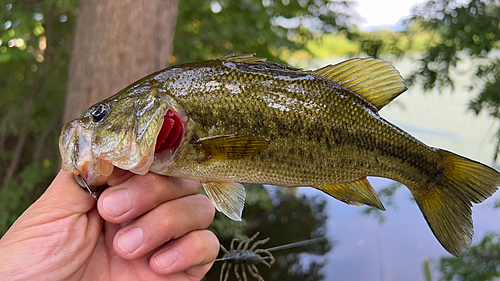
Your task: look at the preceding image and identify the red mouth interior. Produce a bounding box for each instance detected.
[155,109,184,154]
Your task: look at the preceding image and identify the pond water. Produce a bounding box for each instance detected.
[296,57,500,280]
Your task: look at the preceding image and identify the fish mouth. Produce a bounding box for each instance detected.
[59,121,114,188]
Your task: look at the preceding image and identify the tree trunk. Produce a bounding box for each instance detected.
[64,0,179,123]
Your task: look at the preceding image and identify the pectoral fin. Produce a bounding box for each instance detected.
[317,178,386,211]
[193,135,269,161]
[202,181,246,221]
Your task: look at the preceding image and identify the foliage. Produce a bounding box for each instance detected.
[0,0,76,235]
[402,0,500,159]
[422,258,433,281]
[305,32,358,58]
[172,0,361,64]
[437,232,500,281]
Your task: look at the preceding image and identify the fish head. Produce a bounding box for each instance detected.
[59,87,186,188]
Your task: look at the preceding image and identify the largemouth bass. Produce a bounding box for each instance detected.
[60,54,499,256]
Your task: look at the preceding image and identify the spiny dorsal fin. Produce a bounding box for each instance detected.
[312,58,407,110]
[220,53,302,71]
[221,53,266,63]
[316,177,386,211]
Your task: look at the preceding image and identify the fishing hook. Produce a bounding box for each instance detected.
[72,164,97,199]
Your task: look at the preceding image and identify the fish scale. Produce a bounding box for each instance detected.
[60,54,500,256]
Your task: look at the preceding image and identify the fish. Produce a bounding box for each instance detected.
[59,53,500,256]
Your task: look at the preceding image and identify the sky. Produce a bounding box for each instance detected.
[355,0,423,29]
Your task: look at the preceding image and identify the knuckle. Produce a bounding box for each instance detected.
[190,232,206,252]
[205,231,220,255]
[195,194,216,220]
[182,179,203,193]
[146,173,167,190]
[157,206,174,231]
[189,230,219,259]
[132,173,167,201]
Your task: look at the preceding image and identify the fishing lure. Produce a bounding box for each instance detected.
[216,232,327,281]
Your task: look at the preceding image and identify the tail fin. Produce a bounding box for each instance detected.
[411,149,499,256]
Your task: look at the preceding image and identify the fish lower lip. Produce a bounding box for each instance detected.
[76,159,114,189]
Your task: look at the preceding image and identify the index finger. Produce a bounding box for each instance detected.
[98,172,203,224]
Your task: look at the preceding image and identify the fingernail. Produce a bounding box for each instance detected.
[155,249,178,269]
[117,228,143,254]
[103,189,132,217]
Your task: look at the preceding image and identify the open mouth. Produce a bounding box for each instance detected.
[155,109,184,154]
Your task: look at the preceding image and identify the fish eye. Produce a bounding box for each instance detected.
[91,104,109,122]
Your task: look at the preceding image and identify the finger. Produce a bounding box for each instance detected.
[112,194,215,259]
[107,168,134,186]
[98,173,203,223]
[36,170,97,215]
[150,230,219,276]
[1,170,103,263]
[34,171,103,241]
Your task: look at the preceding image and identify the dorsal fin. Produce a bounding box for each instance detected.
[221,53,267,63]
[312,58,407,110]
[220,53,302,71]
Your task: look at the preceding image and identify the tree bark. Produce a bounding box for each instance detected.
[64,0,179,123]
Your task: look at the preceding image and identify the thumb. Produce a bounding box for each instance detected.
[26,170,98,220]
[0,170,103,280]
[2,169,102,246]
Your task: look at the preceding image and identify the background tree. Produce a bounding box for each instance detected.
[0,0,362,236]
[0,0,76,232]
[0,0,180,233]
[64,0,179,122]
[172,0,360,63]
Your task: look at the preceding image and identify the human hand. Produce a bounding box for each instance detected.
[0,169,218,281]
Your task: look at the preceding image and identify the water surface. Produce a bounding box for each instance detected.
[297,57,500,281]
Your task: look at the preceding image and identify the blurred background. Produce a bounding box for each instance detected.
[2,0,500,280]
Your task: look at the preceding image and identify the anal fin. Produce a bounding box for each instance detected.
[202,181,246,221]
[316,178,386,211]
